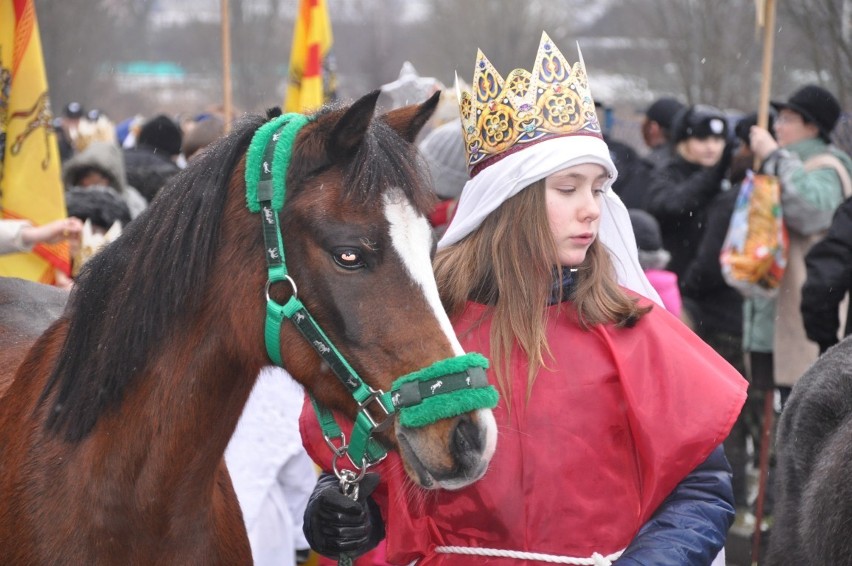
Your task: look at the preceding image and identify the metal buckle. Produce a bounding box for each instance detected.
[322,432,348,458]
[358,388,394,432]
[332,451,368,484]
[265,274,298,303]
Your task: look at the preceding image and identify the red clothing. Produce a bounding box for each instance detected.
[301,295,746,565]
[428,199,456,231]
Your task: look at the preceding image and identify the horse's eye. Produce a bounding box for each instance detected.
[332,248,366,270]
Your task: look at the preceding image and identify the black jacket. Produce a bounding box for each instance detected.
[802,196,852,352]
[680,187,743,338]
[644,155,726,278]
[606,135,652,210]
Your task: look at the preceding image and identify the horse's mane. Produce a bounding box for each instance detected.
[40,114,266,441]
[39,104,433,442]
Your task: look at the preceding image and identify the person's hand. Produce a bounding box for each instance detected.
[54,269,74,290]
[303,472,385,559]
[20,217,83,246]
[749,125,779,161]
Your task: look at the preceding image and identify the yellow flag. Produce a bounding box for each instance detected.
[0,0,69,283]
[284,0,336,113]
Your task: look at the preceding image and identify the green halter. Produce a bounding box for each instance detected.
[244,113,498,471]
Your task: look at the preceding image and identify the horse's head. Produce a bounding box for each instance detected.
[257,92,497,490]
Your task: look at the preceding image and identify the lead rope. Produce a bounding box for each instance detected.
[433,546,624,565]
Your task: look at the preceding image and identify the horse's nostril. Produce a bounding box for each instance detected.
[452,414,483,456]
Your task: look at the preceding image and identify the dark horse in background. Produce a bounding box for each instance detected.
[767,334,852,565]
[0,91,497,564]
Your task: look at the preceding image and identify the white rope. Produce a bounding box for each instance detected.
[434,546,625,565]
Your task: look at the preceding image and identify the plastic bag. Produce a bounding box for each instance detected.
[720,170,788,298]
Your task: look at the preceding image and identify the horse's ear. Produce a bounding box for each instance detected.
[383,90,441,143]
[326,90,381,163]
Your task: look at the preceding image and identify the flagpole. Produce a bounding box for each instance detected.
[756,0,776,130]
[751,2,777,564]
[221,0,233,132]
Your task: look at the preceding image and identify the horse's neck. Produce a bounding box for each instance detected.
[88,336,262,509]
[1,321,259,561]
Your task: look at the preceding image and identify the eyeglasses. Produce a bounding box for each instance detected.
[774,113,803,125]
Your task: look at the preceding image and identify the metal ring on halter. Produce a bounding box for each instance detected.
[332,451,368,483]
[265,274,298,303]
[323,432,348,458]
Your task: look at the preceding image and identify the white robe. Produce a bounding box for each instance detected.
[226,366,317,566]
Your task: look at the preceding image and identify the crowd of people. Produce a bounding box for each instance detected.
[1,102,228,278]
[2,28,852,566]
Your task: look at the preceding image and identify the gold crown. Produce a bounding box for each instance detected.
[459,32,602,175]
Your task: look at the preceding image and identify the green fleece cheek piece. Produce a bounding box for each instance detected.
[390,353,499,429]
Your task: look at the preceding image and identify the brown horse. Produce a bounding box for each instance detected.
[766,335,852,565]
[0,91,497,564]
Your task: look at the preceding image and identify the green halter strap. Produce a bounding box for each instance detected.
[245,113,499,472]
[245,113,391,466]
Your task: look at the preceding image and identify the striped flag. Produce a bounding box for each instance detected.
[284,0,336,113]
[0,0,69,283]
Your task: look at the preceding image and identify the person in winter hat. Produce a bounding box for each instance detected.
[644,104,732,279]
[123,114,183,203]
[747,84,852,401]
[417,119,468,235]
[63,140,148,219]
[642,96,685,170]
[629,208,681,317]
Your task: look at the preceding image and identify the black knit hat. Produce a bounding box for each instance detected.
[628,209,663,252]
[645,97,685,131]
[771,84,841,140]
[671,104,728,143]
[138,114,182,157]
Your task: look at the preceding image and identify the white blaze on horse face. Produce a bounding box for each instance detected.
[383,189,464,356]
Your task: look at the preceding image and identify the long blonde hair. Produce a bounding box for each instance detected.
[434,180,651,399]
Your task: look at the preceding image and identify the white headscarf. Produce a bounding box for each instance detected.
[438,135,663,306]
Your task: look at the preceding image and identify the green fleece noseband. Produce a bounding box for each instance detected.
[245,112,498,470]
[391,353,497,428]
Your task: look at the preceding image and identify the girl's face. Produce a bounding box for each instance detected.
[679,136,725,167]
[545,163,607,267]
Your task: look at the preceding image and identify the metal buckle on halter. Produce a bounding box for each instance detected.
[357,388,394,433]
[322,431,348,458]
[332,451,368,486]
[264,274,298,303]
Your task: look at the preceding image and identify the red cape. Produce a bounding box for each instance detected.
[301,296,747,565]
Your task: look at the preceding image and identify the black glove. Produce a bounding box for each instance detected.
[303,471,385,559]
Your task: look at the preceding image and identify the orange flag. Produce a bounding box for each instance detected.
[284,0,336,113]
[0,0,69,283]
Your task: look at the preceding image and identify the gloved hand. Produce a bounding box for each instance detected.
[303,471,385,559]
